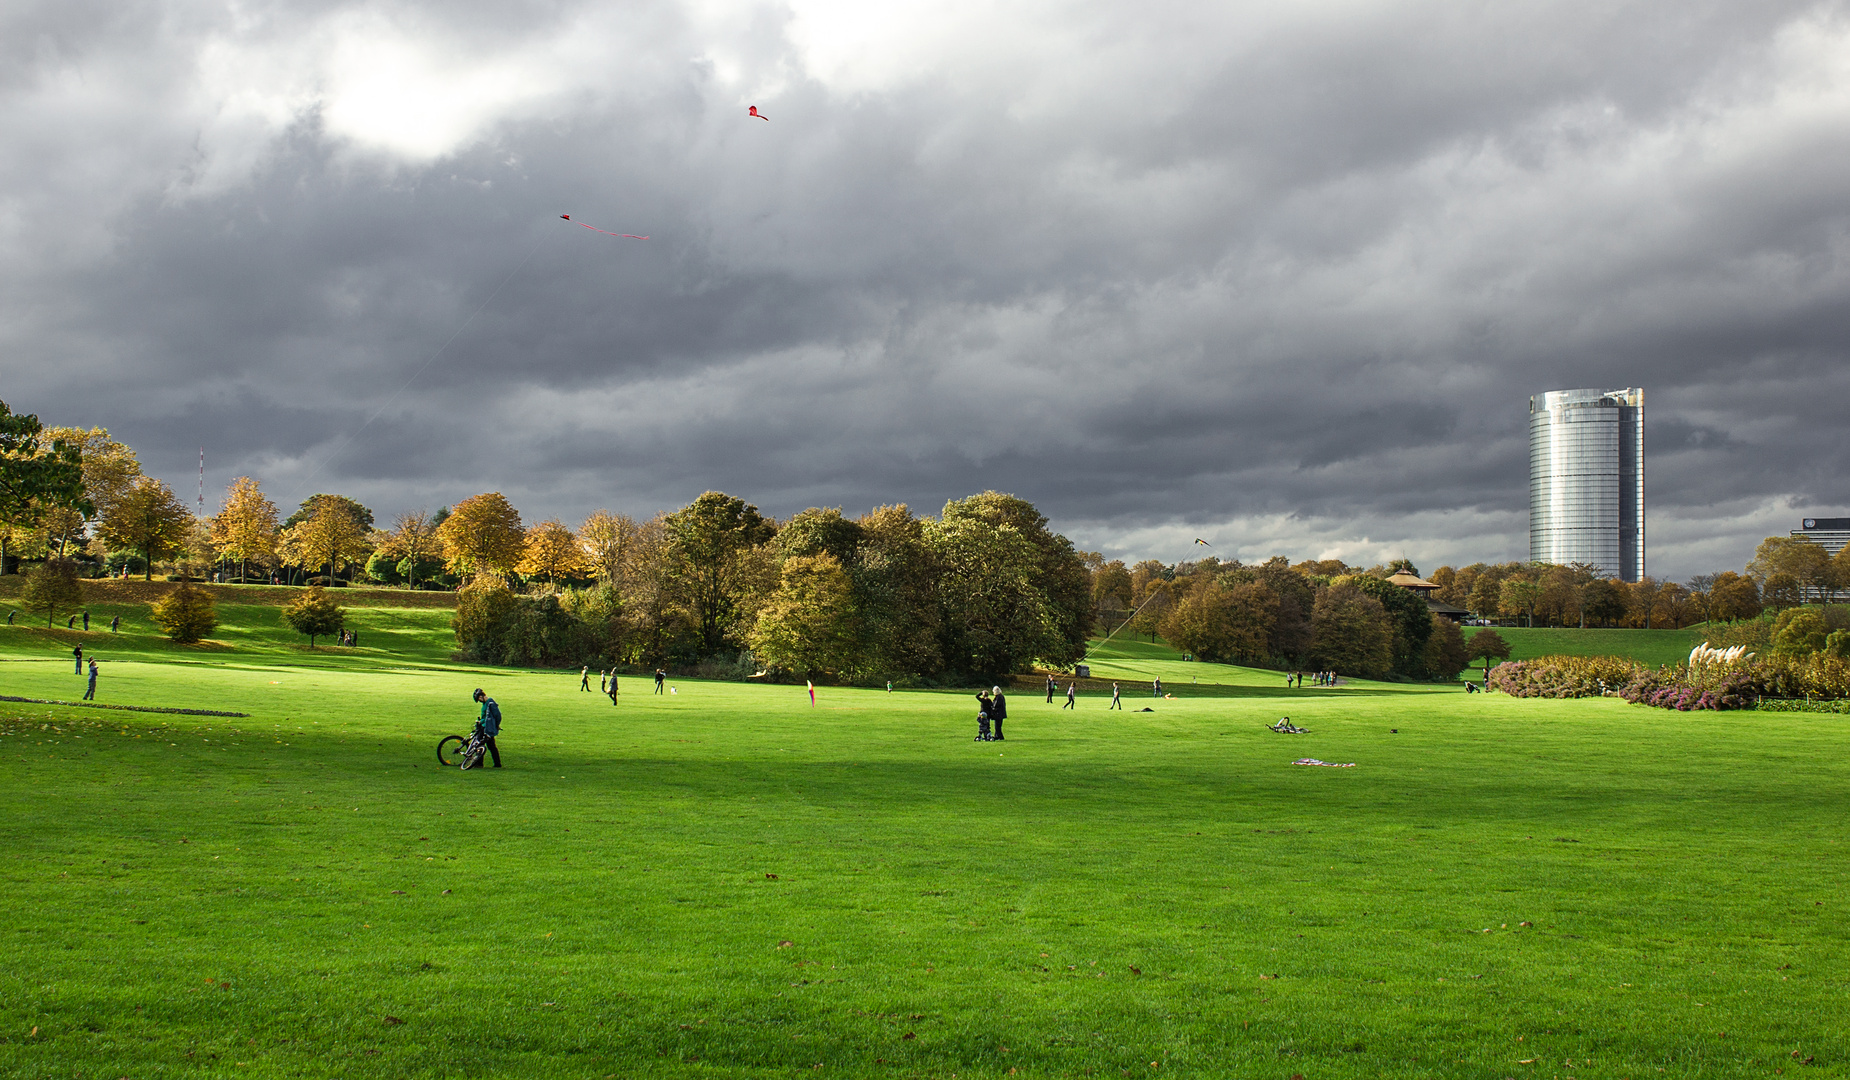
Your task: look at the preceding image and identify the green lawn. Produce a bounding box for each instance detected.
[2,612,1846,1078]
[1463,626,1711,670]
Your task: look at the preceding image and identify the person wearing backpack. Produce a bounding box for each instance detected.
[471,688,504,768]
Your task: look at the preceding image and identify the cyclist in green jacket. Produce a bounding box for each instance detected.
[471,688,503,768]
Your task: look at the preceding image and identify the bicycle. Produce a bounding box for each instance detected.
[436,727,489,769]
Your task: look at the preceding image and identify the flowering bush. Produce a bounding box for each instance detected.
[1486,655,1642,699]
[1488,652,1848,712]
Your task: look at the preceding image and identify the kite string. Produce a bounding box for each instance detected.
[284,231,548,507]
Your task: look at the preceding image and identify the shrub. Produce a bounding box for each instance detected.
[149,581,219,643]
[282,586,345,647]
[1487,655,1642,698]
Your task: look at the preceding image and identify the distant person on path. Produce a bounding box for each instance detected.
[471,688,503,768]
[68,615,77,628]
[1063,682,1076,710]
[607,670,619,706]
[654,668,666,694]
[110,615,120,633]
[82,611,89,630]
[74,644,84,674]
[991,686,1007,740]
[1046,674,1056,703]
[83,658,98,700]
[600,669,609,694]
[580,666,591,692]
[1110,682,1122,710]
[1153,676,1162,698]
[6,610,13,625]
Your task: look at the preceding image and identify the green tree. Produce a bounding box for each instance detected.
[281,495,370,586]
[663,492,778,655]
[284,494,374,531]
[150,580,219,643]
[282,586,345,647]
[1340,572,1435,675]
[1583,578,1629,626]
[924,512,1052,681]
[1466,628,1512,681]
[852,504,943,679]
[1308,582,1394,679]
[1749,537,1832,604]
[97,477,193,580]
[452,577,518,657]
[750,552,859,677]
[1421,615,1471,680]
[0,402,90,574]
[939,492,1092,669]
[1499,577,1543,628]
[1772,608,1829,656]
[1162,575,1277,664]
[19,558,83,627]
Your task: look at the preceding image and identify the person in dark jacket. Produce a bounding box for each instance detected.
[990,685,1007,740]
[1063,682,1076,710]
[1045,674,1055,703]
[74,643,84,674]
[83,658,98,701]
[471,688,503,768]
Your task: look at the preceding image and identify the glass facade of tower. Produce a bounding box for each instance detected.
[1529,388,1644,581]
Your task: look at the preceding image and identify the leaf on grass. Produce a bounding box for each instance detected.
[902,1032,916,1040]
[383,1016,404,1025]
[777,940,794,949]
[1129,966,1142,975]
[765,873,778,879]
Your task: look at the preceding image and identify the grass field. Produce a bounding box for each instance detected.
[1462,627,1711,670]
[2,604,1847,1078]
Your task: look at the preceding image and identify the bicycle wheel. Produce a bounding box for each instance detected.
[437,734,468,767]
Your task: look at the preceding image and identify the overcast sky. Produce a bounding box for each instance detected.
[5,0,1848,579]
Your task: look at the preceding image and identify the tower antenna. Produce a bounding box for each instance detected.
[198,448,205,513]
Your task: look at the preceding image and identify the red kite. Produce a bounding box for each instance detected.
[748,106,769,121]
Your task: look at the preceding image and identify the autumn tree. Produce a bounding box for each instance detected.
[35,426,139,559]
[518,518,592,587]
[1627,577,1666,629]
[436,492,525,582]
[19,558,83,627]
[281,495,370,586]
[1749,537,1832,604]
[1499,576,1542,628]
[750,552,859,676]
[578,510,640,584]
[663,491,777,655]
[97,476,193,579]
[1421,615,1471,680]
[1466,628,1512,681]
[150,580,219,643]
[1161,574,1276,664]
[210,477,279,582]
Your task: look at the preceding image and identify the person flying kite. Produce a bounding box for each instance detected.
[560,215,647,239]
[748,106,769,121]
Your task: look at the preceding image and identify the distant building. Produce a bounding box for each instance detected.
[1792,517,1850,557]
[1529,387,1644,582]
[1386,570,1469,622]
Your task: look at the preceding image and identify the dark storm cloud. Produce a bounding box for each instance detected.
[3,0,1848,577]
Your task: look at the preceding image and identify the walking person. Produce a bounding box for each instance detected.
[1045,673,1056,704]
[471,688,504,768]
[1109,682,1122,710]
[1153,675,1162,698]
[580,666,591,692]
[110,615,119,633]
[1063,681,1076,710]
[654,668,666,694]
[6,610,13,624]
[82,611,89,631]
[83,658,98,701]
[990,686,1007,740]
[73,643,84,674]
[607,670,620,707]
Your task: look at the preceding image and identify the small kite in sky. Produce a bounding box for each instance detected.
[748,106,769,121]
[560,215,647,239]
[1195,538,1212,547]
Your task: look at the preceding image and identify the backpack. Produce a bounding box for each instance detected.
[483,698,503,736]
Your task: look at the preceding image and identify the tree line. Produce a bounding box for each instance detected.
[4,396,1841,681]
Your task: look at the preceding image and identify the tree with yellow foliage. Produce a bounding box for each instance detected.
[517,518,591,587]
[280,495,370,586]
[436,492,524,581]
[210,476,279,583]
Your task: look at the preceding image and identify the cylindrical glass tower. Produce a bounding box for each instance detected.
[1529,388,1644,581]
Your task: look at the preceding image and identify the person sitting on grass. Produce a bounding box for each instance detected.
[471,688,504,768]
